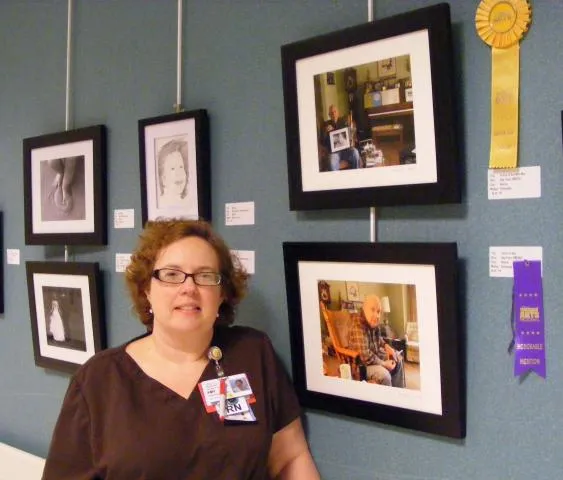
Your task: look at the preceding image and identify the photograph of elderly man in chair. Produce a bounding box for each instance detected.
[318,280,420,390]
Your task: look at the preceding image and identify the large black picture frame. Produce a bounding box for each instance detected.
[139,109,211,225]
[0,212,3,314]
[282,241,465,438]
[281,3,460,210]
[23,125,107,245]
[26,261,105,374]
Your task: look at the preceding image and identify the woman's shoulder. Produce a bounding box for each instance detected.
[72,333,147,384]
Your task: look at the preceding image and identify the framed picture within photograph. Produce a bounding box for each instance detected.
[23,125,107,245]
[282,241,465,438]
[26,261,105,374]
[281,3,459,210]
[139,109,210,224]
[377,57,397,77]
[345,281,360,301]
[329,127,350,153]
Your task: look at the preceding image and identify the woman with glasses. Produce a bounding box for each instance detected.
[42,219,320,480]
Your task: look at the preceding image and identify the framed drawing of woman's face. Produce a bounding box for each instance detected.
[138,110,211,224]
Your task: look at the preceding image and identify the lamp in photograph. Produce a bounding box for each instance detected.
[381,296,391,323]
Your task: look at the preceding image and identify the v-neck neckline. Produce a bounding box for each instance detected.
[121,332,220,402]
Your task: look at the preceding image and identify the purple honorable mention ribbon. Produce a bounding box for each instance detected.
[512,260,546,378]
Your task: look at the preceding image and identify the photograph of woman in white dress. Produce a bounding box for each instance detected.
[42,287,87,352]
[49,298,66,342]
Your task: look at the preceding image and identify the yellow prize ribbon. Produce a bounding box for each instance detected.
[475,0,531,169]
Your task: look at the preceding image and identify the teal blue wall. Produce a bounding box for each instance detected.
[1,1,563,478]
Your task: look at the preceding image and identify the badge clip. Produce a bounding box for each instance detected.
[207,345,225,378]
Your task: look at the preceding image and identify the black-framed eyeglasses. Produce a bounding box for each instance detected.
[152,268,222,286]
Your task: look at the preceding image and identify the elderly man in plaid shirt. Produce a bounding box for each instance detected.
[348,294,405,387]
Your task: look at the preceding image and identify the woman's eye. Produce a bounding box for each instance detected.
[164,271,182,280]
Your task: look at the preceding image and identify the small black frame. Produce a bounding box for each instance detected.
[138,109,211,225]
[23,125,107,245]
[26,261,105,374]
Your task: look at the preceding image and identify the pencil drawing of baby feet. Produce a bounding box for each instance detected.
[47,157,77,215]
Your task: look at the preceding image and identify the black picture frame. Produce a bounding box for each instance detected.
[0,212,3,314]
[26,261,105,374]
[23,125,107,245]
[281,3,460,210]
[282,241,465,438]
[138,109,211,225]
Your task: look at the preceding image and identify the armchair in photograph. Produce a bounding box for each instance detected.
[320,303,361,379]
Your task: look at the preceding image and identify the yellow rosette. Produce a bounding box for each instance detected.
[475,0,531,169]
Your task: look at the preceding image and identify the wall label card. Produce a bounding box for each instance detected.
[488,166,541,200]
[6,249,20,265]
[231,250,255,275]
[225,202,255,226]
[115,253,132,273]
[489,246,542,278]
[114,209,135,229]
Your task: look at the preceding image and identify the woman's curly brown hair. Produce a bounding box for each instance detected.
[125,219,248,328]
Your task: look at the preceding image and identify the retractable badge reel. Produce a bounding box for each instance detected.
[208,345,225,378]
[208,346,227,420]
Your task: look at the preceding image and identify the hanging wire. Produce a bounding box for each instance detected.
[64,0,74,262]
[65,0,73,131]
[367,0,377,242]
[174,0,184,112]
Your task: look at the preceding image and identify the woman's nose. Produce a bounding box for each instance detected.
[178,275,197,293]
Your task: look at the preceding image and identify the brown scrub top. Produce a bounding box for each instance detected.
[42,326,302,480]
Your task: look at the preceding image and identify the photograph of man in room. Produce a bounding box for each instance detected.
[318,279,420,390]
[314,54,415,172]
